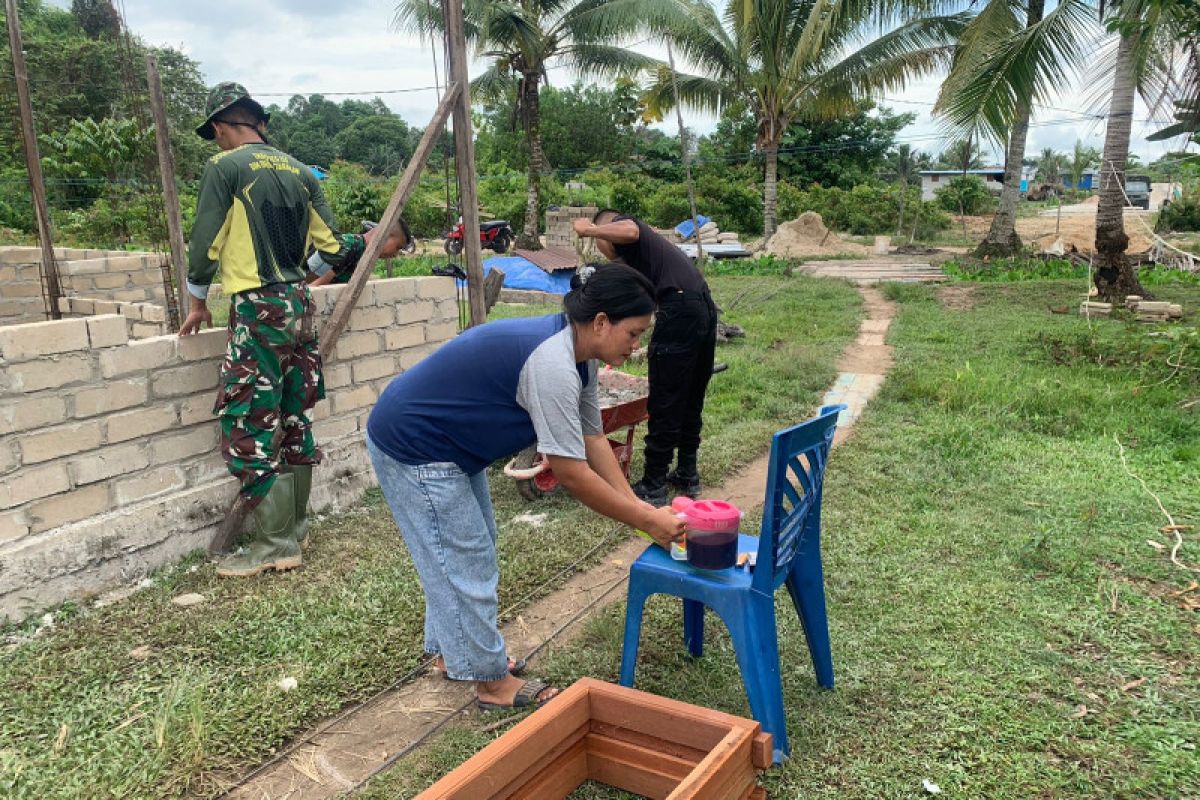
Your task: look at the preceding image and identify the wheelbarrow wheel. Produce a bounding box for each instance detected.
[513,446,558,501]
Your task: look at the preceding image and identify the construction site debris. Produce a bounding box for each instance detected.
[766,212,870,257]
[1127,297,1184,322]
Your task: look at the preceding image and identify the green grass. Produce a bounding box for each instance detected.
[359,280,1200,799]
[0,274,860,799]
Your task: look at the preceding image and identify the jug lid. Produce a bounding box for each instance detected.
[674,498,741,525]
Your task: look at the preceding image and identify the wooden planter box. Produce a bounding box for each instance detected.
[416,678,771,799]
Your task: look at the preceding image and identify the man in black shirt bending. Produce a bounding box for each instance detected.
[573,209,717,506]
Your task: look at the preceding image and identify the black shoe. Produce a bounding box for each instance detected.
[632,478,670,507]
[666,469,702,499]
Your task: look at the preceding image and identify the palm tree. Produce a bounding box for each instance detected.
[885,145,928,235]
[937,137,986,171]
[1068,139,1100,189]
[642,0,967,239]
[1034,147,1066,184]
[395,0,660,249]
[934,0,1095,258]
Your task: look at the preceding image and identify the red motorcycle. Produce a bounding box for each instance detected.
[443,218,514,255]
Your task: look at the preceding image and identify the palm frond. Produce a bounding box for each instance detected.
[643,67,732,119]
[470,63,519,104]
[558,44,662,78]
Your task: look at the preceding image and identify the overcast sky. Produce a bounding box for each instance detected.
[47,0,1191,166]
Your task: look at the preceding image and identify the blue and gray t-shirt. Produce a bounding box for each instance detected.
[366,314,602,475]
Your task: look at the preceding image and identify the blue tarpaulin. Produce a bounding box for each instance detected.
[459,256,574,294]
[674,215,711,241]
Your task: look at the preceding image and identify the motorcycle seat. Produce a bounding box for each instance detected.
[480,220,510,231]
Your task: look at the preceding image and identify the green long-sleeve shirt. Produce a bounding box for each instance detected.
[187,144,342,298]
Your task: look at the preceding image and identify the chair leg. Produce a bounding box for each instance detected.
[619,580,652,687]
[725,597,790,762]
[786,555,834,689]
[683,598,705,658]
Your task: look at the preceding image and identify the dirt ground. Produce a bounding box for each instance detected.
[954,209,1156,255]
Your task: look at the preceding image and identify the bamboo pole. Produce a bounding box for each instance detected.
[443,0,487,326]
[144,53,187,329]
[5,0,62,319]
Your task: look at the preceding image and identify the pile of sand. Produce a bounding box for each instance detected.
[766,212,870,257]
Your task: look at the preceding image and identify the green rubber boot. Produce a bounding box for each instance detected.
[216,473,302,578]
[284,465,313,549]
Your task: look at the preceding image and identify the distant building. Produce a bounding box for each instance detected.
[919,168,1007,201]
[1058,169,1097,190]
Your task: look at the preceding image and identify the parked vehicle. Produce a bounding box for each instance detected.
[1125,175,1151,210]
[444,219,513,255]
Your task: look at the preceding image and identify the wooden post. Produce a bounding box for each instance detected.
[144,53,188,329]
[6,0,62,319]
[209,84,463,555]
[443,0,487,326]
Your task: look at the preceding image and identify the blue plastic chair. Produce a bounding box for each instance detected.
[619,405,844,763]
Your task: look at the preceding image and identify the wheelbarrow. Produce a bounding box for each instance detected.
[505,368,650,501]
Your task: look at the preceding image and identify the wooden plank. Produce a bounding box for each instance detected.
[751,732,773,769]
[587,746,681,800]
[5,0,62,319]
[667,728,752,800]
[414,681,591,799]
[586,679,756,753]
[585,733,695,782]
[144,53,187,329]
[493,721,589,800]
[443,0,486,326]
[588,720,709,764]
[318,82,461,359]
[506,737,588,800]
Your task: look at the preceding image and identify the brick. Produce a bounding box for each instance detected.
[0,318,89,360]
[113,465,186,505]
[0,441,17,474]
[384,324,425,351]
[142,305,166,324]
[399,343,439,371]
[28,482,110,533]
[323,363,351,390]
[131,322,165,339]
[56,297,71,314]
[71,442,151,485]
[105,405,178,443]
[310,398,331,421]
[113,290,148,303]
[120,303,141,320]
[69,297,95,314]
[93,300,120,315]
[397,300,436,324]
[178,392,217,426]
[308,285,338,313]
[0,510,30,544]
[99,337,176,378]
[425,320,459,344]
[352,355,398,384]
[0,395,68,434]
[314,415,358,442]
[151,363,219,398]
[435,298,462,321]
[92,272,130,290]
[0,462,71,509]
[347,305,395,331]
[151,426,218,464]
[332,384,376,413]
[18,421,103,463]
[1,282,44,298]
[72,378,147,418]
[6,355,95,392]
[415,275,455,301]
[59,257,107,276]
[176,328,227,361]
[333,331,382,360]
[372,278,417,304]
[85,315,129,348]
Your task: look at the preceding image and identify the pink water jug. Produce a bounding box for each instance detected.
[671,497,743,570]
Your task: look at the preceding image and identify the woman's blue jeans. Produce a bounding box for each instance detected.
[367,434,509,682]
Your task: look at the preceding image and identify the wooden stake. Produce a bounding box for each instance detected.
[5,0,62,319]
[209,82,463,555]
[666,40,704,268]
[443,0,487,326]
[144,53,188,329]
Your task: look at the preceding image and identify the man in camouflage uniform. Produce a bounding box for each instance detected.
[180,82,356,578]
[308,217,412,286]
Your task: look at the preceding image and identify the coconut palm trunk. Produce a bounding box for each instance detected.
[1094,28,1148,300]
[518,71,545,250]
[763,140,780,240]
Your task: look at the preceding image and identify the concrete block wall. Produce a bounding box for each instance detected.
[545,206,598,248]
[0,247,171,324]
[57,296,169,340]
[0,275,459,622]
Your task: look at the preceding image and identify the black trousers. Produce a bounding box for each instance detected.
[643,289,718,479]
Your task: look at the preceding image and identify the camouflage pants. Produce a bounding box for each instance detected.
[215,283,325,506]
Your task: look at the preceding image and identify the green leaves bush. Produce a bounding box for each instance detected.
[934,175,997,215]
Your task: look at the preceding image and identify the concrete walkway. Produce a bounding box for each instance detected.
[220,286,898,799]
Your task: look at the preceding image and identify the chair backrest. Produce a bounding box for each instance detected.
[752,405,844,594]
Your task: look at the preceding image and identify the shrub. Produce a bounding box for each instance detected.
[935,175,996,215]
[1155,195,1200,232]
[776,181,950,239]
[323,161,390,228]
